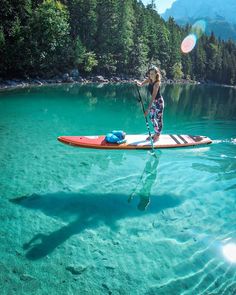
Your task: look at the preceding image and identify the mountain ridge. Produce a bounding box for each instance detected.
[161,0,236,40]
[162,0,236,24]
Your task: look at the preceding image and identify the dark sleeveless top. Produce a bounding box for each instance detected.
[148,81,161,99]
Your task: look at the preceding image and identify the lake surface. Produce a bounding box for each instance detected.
[0,83,236,294]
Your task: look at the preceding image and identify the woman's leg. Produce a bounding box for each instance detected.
[150,102,164,141]
[149,108,160,131]
[156,110,163,134]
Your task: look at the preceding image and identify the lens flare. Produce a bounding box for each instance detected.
[222,243,236,263]
[181,34,197,54]
[192,20,206,38]
[181,19,206,54]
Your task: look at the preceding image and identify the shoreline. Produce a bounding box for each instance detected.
[0,75,235,91]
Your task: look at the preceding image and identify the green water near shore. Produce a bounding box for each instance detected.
[0,83,236,294]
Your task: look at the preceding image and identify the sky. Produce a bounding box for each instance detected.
[141,0,176,14]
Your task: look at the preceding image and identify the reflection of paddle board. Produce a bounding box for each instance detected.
[58,134,212,149]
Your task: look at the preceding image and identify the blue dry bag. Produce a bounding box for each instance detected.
[105,130,126,144]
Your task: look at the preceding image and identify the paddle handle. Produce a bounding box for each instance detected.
[135,84,155,154]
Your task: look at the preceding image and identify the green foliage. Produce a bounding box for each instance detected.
[0,27,5,47]
[74,37,98,73]
[98,53,117,76]
[0,0,33,76]
[171,62,183,80]
[74,37,86,65]
[83,52,98,73]
[166,17,182,77]
[29,0,71,76]
[0,0,236,85]
[116,0,135,73]
[67,0,97,49]
[129,36,149,77]
[95,0,119,75]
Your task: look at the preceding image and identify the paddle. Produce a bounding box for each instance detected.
[135,84,156,157]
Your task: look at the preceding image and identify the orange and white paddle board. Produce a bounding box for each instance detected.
[58,134,212,149]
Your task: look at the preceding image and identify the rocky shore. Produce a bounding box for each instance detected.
[2,71,233,90]
[0,70,202,90]
[0,74,135,89]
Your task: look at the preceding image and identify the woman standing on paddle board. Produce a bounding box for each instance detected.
[136,66,164,142]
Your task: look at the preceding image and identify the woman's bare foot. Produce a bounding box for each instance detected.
[146,134,160,141]
[152,134,160,142]
[146,135,153,141]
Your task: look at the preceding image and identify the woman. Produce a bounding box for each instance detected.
[136,66,164,141]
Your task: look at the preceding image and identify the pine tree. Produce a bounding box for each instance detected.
[192,38,207,81]
[67,0,97,49]
[96,0,119,75]
[115,0,136,74]
[166,17,182,78]
[205,32,218,81]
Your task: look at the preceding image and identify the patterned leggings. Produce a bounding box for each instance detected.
[149,96,164,136]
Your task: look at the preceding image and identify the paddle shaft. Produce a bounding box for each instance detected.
[135,84,155,154]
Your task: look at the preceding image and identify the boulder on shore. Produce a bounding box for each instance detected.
[92,75,109,83]
[70,69,80,78]
[62,73,74,83]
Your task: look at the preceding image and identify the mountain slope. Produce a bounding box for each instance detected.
[162,0,236,40]
[163,0,236,24]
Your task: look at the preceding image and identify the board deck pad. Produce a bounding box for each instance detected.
[58,134,212,149]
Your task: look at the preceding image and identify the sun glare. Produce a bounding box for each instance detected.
[222,243,236,263]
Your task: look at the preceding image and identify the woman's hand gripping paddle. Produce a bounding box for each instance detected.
[135,84,156,157]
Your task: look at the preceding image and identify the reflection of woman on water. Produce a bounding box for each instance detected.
[128,154,160,211]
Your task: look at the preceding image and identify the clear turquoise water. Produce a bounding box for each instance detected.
[0,83,236,294]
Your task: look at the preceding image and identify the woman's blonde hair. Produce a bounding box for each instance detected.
[147,66,161,83]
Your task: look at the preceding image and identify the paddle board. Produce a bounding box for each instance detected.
[58,134,212,149]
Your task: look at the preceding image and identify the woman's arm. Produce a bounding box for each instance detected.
[136,78,150,86]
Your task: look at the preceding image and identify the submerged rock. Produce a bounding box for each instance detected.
[65,265,87,275]
[20,274,35,281]
[102,283,112,295]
